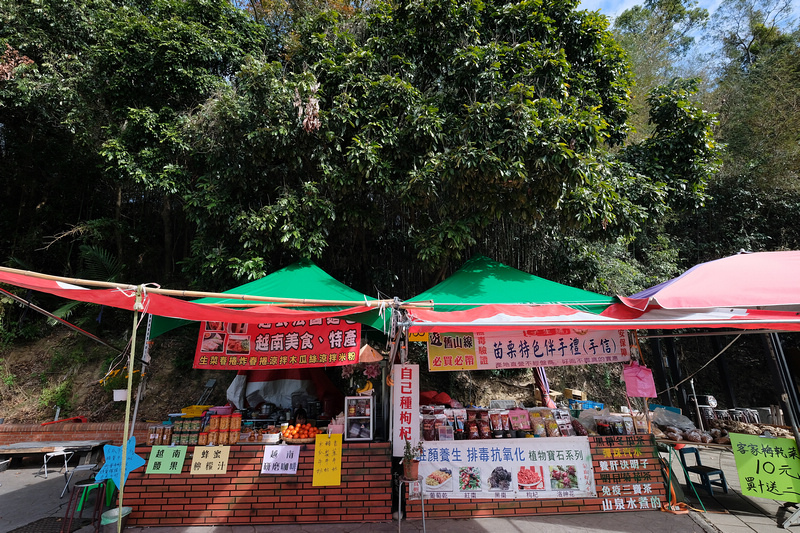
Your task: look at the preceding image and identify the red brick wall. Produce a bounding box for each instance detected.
[0,422,149,446]
[406,434,667,518]
[123,442,393,526]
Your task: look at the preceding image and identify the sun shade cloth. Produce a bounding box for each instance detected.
[406,255,614,313]
[619,250,800,311]
[0,267,374,324]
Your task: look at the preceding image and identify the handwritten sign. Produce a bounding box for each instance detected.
[145,446,187,474]
[313,434,342,486]
[261,445,300,474]
[189,446,231,475]
[95,436,146,490]
[730,433,800,502]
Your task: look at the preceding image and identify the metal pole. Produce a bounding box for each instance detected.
[769,333,800,444]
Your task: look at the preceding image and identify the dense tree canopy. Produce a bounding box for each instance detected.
[0,0,780,301]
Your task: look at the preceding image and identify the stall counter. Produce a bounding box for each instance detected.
[405,434,667,518]
[123,441,392,527]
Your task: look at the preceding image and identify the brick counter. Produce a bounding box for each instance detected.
[406,434,667,519]
[123,441,393,527]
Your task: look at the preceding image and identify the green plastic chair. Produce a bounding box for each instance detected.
[75,478,116,512]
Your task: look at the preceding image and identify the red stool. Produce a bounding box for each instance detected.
[60,478,106,533]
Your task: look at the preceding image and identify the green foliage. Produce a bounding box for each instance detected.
[48,345,89,374]
[39,380,73,412]
[0,358,16,387]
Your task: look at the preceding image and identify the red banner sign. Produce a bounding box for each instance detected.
[194,318,361,370]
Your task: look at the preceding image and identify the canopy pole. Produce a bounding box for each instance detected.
[769,333,800,444]
[130,314,153,440]
[117,286,143,533]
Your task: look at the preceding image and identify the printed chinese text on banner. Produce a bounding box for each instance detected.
[194,318,361,370]
[419,437,596,500]
[392,364,420,457]
[730,433,800,502]
[427,330,629,371]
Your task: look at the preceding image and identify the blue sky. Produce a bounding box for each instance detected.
[578,0,799,22]
[578,0,722,20]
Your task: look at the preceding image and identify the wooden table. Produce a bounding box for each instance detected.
[0,440,111,465]
[656,438,733,451]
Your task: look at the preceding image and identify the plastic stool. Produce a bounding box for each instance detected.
[678,447,728,495]
[61,478,106,533]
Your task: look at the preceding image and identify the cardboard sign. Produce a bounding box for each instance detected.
[313,434,343,486]
[261,445,300,475]
[95,436,146,490]
[189,446,231,475]
[730,433,800,502]
[145,445,187,474]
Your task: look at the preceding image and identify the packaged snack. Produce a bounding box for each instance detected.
[529,412,547,437]
[477,418,492,439]
[509,409,531,430]
[571,418,588,436]
[453,409,467,431]
[434,413,448,437]
[500,410,511,431]
[422,415,437,441]
[467,420,480,440]
[489,410,503,432]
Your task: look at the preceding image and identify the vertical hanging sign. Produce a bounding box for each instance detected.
[392,364,420,457]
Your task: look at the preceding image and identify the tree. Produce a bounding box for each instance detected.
[0,0,272,284]
[612,0,709,142]
[181,0,646,287]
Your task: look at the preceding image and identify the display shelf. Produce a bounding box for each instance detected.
[344,396,374,441]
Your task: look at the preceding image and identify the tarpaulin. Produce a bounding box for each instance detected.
[404,303,800,332]
[0,267,374,324]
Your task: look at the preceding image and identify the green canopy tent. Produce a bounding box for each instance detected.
[148,259,387,340]
[141,260,389,423]
[405,255,615,312]
[398,255,617,408]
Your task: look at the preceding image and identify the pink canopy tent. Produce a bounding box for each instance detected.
[617,250,800,311]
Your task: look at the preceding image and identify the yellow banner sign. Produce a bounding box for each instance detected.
[313,434,343,486]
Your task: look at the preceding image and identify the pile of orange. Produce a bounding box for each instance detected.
[282,423,321,440]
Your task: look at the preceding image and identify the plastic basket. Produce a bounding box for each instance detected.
[101,506,132,532]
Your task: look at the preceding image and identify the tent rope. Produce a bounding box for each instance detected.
[656,334,741,396]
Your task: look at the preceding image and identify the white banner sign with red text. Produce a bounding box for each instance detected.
[392,364,420,457]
